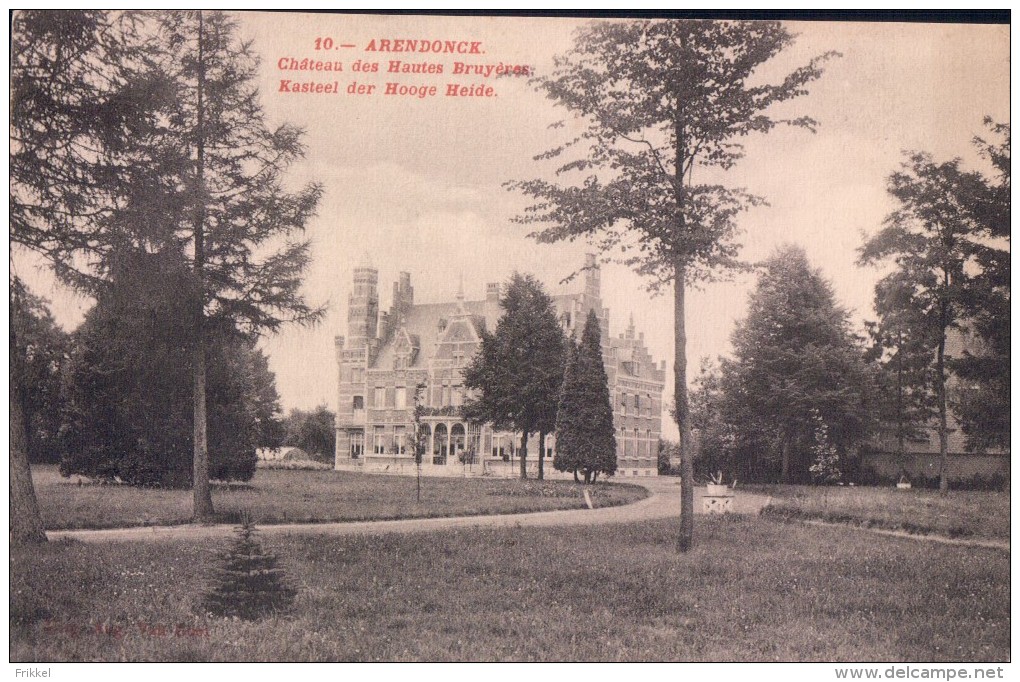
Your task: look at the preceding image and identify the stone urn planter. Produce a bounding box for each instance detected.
[706,483,731,496]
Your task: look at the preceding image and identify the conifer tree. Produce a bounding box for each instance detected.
[202,515,296,620]
[554,310,617,483]
[463,274,565,479]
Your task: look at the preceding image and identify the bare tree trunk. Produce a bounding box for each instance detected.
[537,431,545,480]
[936,329,949,494]
[519,431,528,480]
[573,470,579,483]
[191,11,214,521]
[674,264,695,553]
[10,379,46,545]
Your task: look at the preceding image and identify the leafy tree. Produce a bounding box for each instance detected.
[201,515,296,620]
[949,120,1010,451]
[721,246,872,483]
[859,144,997,491]
[554,310,617,483]
[12,11,323,521]
[11,280,70,465]
[687,357,737,479]
[511,19,836,550]
[463,273,566,479]
[60,250,270,486]
[864,276,939,470]
[282,405,336,461]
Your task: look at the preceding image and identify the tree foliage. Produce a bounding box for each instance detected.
[554,310,618,483]
[11,280,71,464]
[10,9,155,543]
[462,273,566,479]
[201,516,296,621]
[859,126,1008,489]
[11,11,323,520]
[719,246,872,484]
[59,250,274,486]
[511,19,836,549]
[282,405,336,461]
[948,120,1010,452]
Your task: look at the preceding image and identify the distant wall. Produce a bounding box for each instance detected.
[863,451,1009,482]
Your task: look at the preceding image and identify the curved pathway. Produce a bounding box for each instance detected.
[46,478,770,544]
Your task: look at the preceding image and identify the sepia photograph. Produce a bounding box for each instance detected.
[9,10,1010,668]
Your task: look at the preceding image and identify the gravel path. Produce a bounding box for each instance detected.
[46,477,771,544]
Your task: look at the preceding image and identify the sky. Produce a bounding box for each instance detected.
[17,13,1010,440]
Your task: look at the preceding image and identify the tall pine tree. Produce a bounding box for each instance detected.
[554,310,617,483]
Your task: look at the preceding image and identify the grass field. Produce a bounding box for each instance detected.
[755,485,1010,541]
[10,515,1008,662]
[31,465,647,530]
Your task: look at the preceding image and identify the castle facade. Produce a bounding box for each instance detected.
[334,256,665,477]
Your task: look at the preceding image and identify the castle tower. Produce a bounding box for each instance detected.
[584,253,600,300]
[348,263,379,348]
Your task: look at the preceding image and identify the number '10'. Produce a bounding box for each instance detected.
[314,37,334,50]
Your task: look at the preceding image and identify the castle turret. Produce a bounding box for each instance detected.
[348,264,379,348]
[584,253,600,300]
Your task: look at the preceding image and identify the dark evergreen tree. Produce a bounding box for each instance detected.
[60,250,270,486]
[554,310,617,483]
[463,273,566,479]
[201,516,296,620]
[10,10,159,544]
[721,246,872,483]
[553,339,582,478]
[510,19,837,550]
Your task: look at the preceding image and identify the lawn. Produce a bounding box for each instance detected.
[10,515,1008,662]
[31,465,647,530]
[754,484,1010,541]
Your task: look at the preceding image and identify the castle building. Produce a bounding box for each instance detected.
[334,256,666,477]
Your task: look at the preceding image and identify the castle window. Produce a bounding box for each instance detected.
[352,368,365,384]
[395,386,407,409]
[374,386,385,407]
[394,354,406,370]
[350,431,364,459]
[353,395,364,411]
[620,393,628,416]
[452,384,463,407]
[394,426,406,454]
[634,394,641,412]
[374,426,386,454]
[453,351,464,367]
